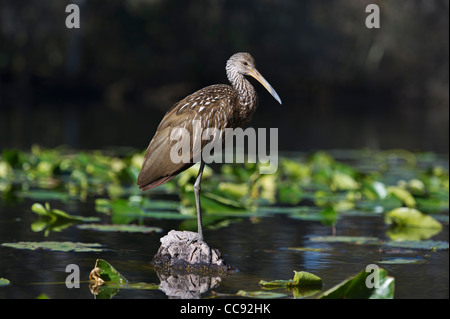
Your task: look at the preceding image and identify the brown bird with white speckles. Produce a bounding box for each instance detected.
[137,52,282,241]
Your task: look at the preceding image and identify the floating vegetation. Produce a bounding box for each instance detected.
[377,257,425,264]
[259,270,323,288]
[317,267,395,299]
[31,202,100,236]
[244,267,393,299]
[1,147,448,245]
[308,236,449,251]
[0,278,10,287]
[385,207,442,229]
[77,223,163,234]
[1,147,448,220]
[235,290,287,299]
[1,241,106,252]
[89,259,160,299]
[0,147,448,298]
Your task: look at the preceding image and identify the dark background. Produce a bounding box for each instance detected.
[0,0,448,153]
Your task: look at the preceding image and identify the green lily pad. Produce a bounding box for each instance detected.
[386,225,442,241]
[89,259,159,298]
[30,202,99,236]
[378,257,425,264]
[317,267,394,299]
[92,259,127,284]
[259,270,322,289]
[331,171,359,191]
[1,241,105,252]
[383,240,449,251]
[0,278,10,286]
[319,206,338,226]
[292,286,323,299]
[95,198,112,214]
[236,290,287,299]
[140,198,180,211]
[31,202,99,223]
[142,211,193,220]
[259,279,295,288]
[17,190,69,202]
[180,188,246,215]
[77,224,163,234]
[280,158,311,180]
[111,198,145,224]
[385,207,442,229]
[309,236,380,244]
[118,282,160,290]
[416,197,449,213]
[109,196,183,220]
[217,182,249,200]
[364,181,388,200]
[292,271,323,287]
[278,184,303,205]
[386,186,416,208]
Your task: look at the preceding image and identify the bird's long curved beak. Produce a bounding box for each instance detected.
[248,68,282,104]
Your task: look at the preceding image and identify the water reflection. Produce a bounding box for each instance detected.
[157,271,222,299]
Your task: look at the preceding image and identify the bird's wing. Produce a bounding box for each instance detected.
[137,84,237,191]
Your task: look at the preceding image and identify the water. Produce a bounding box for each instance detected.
[0,197,448,299]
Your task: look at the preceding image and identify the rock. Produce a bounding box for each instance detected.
[151,230,236,275]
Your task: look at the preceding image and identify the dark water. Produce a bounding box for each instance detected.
[0,197,448,299]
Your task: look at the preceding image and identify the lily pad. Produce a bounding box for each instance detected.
[89,259,159,298]
[319,206,338,226]
[111,198,145,224]
[1,241,105,252]
[31,202,99,236]
[180,187,246,215]
[317,267,394,299]
[292,270,323,287]
[141,211,193,220]
[236,290,287,299]
[259,270,322,289]
[31,202,99,223]
[377,257,425,264]
[259,279,295,288]
[95,198,112,214]
[278,184,303,205]
[17,190,69,202]
[90,259,127,284]
[385,207,442,229]
[387,186,416,208]
[0,278,10,286]
[309,236,380,244]
[118,282,160,290]
[292,286,323,299]
[77,224,163,234]
[386,225,442,241]
[383,240,449,251]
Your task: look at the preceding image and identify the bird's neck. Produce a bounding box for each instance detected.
[226,67,258,116]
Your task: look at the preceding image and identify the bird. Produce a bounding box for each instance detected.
[137,52,282,242]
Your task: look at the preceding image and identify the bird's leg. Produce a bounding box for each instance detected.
[194,161,206,242]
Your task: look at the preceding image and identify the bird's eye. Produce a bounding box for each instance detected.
[243,61,248,66]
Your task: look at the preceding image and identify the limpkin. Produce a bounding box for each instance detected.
[137,52,282,241]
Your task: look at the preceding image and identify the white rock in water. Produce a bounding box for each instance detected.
[160,230,199,247]
[153,230,235,273]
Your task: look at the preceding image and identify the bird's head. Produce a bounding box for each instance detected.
[227,52,282,105]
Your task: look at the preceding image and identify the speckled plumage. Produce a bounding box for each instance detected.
[137,52,280,191]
